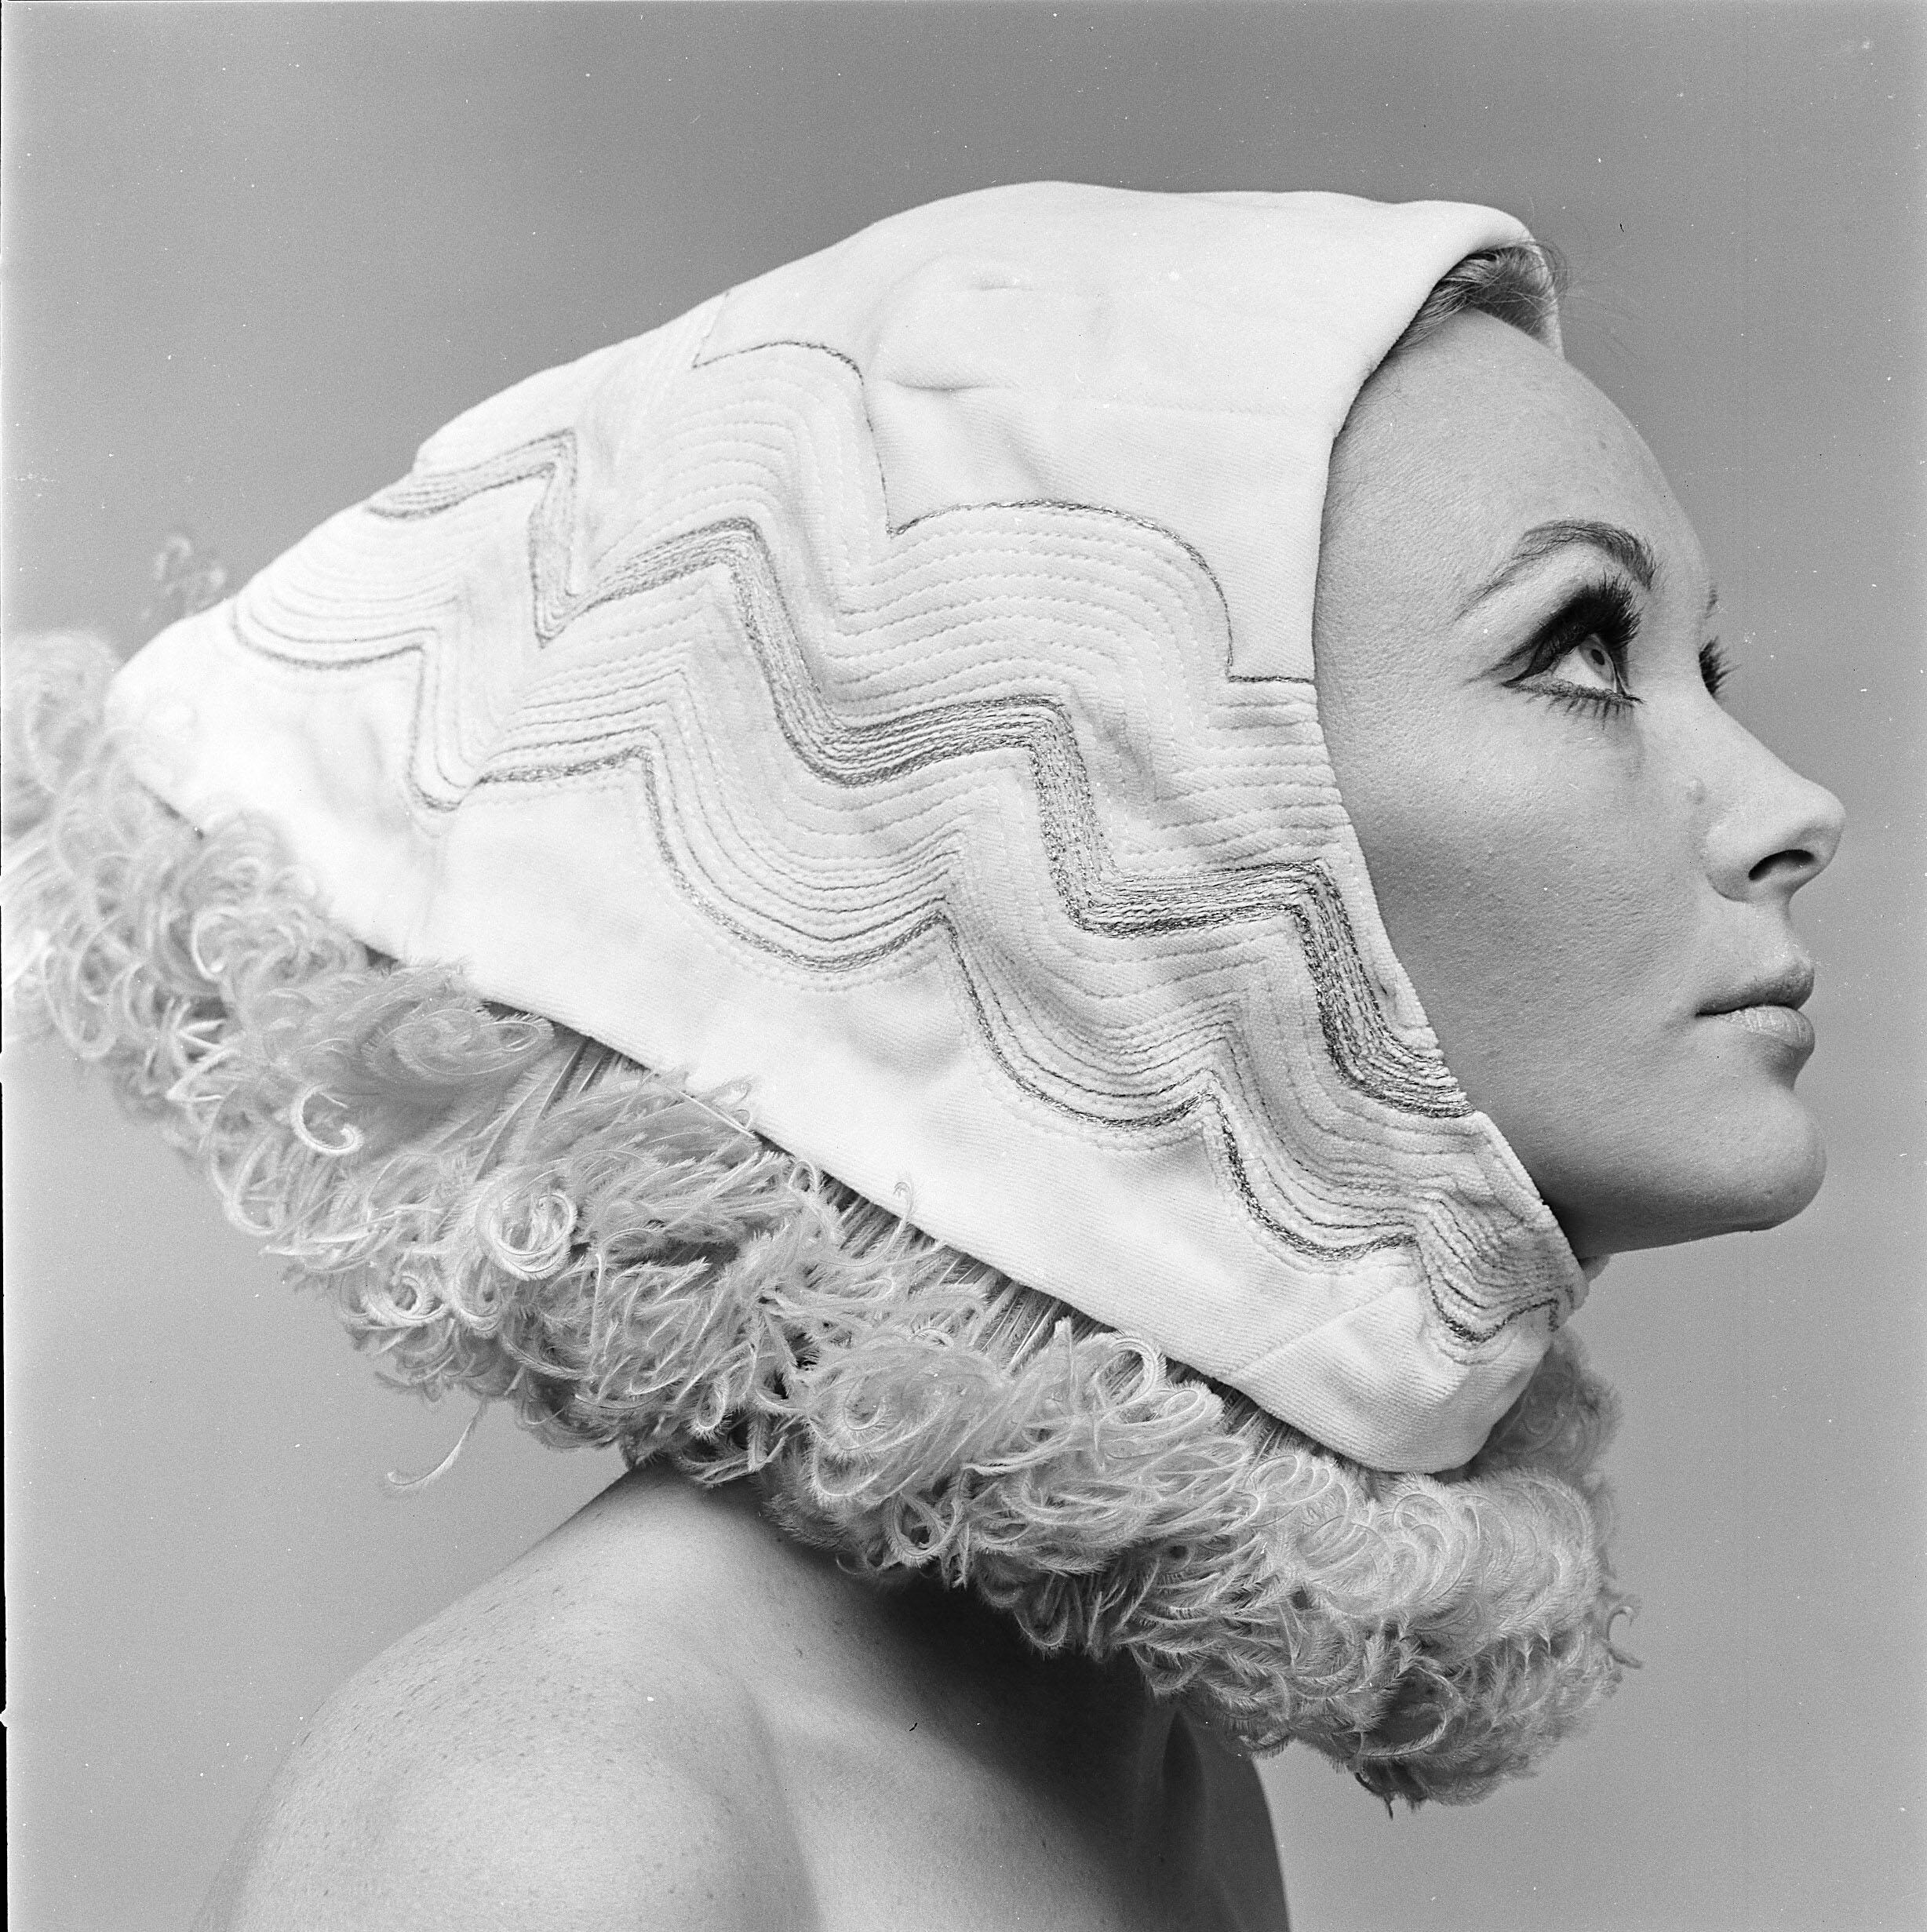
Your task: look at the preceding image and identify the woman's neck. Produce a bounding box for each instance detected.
[867,1543,1189,1830]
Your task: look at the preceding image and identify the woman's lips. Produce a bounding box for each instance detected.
[1699,959,1816,1061]
[1707,1002,1816,1057]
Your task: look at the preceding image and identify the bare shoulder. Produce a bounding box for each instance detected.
[192,1468,1292,1932]
[194,1477,818,1932]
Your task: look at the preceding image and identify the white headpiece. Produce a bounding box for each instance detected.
[111,182,1586,1471]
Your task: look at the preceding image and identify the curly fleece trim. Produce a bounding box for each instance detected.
[4,631,1633,1806]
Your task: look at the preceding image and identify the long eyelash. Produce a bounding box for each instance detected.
[1699,638,1730,698]
[1505,578,1642,719]
[1540,686,1636,720]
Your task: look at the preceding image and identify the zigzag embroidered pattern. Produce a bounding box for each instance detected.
[366,435,1468,1125]
[692,338,1260,679]
[479,715,1423,1270]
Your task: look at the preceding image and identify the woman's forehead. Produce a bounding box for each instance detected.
[1329,310,1708,612]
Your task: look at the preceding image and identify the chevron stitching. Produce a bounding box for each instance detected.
[366,435,1469,1124]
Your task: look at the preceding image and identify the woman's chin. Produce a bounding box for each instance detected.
[1727,1131,1828,1234]
[1548,1108,1828,1256]
[1712,1090,1830,1235]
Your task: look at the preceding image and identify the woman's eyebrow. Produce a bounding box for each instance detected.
[1456,519,1659,618]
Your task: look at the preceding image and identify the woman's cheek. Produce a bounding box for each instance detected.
[1366,756,1681,1108]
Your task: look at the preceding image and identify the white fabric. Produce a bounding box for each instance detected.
[111,182,1587,1470]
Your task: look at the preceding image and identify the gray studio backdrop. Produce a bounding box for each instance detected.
[5,6,1922,1930]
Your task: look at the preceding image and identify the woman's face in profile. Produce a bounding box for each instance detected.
[1317,310,1845,1258]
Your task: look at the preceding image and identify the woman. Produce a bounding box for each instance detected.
[6,183,1841,1929]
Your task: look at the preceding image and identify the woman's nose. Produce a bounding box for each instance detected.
[1703,723,1845,904]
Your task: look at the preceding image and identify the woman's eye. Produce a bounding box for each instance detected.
[1502,584,1642,714]
[1545,635,1625,691]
